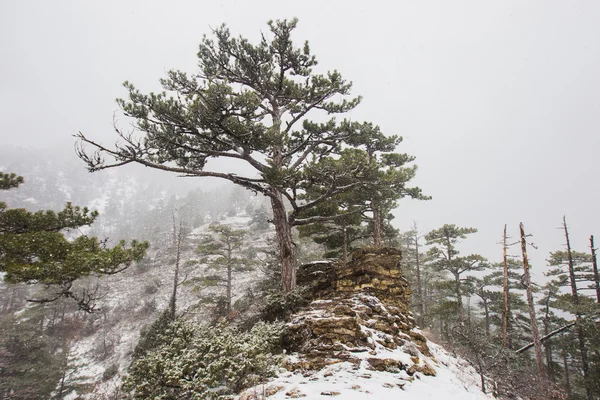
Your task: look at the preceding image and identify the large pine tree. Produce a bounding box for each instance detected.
[75,19,425,292]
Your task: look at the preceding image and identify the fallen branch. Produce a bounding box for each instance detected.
[516,322,576,354]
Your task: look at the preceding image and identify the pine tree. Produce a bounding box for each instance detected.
[546,217,598,399]
[196,223,255,317]
[0,172,148,311]
[425,224,486,323]
[75,19,426,292]
[297,199,364,262]
[401,223,427,323]
[485,259,529,349]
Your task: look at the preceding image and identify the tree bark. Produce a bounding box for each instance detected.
[372,203,382,248]
[590,235,600,303]
[563,216,592,400]
[502,224,510,349]
[271,191,296,292]
[519,222,545,375]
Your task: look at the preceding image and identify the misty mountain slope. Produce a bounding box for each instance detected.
[57,213,274,399]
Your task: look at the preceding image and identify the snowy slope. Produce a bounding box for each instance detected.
[239,341,493,399]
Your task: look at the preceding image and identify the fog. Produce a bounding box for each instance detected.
[2,0,600,272]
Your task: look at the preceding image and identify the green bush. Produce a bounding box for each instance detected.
[123,320,283,399]
[260,286,310,322]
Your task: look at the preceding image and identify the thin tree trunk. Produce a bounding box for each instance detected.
[590,235,600,303]
[455,273,463,322]
[466,295,472,328]
[563,216,592,400]
[413,227,424,319]
[271,191,296,292]
[446,232,463,322]
[502,224,510,349]
[58,369,66,400]
[226,240,232,315]
[562,349,571,395]
[519,222,544,375]
[543,296,553,380]
[342,227,348,263]
[483,299,490,339]
[476,354,486,394]
[372,203,382,248]
[169,217,182,318]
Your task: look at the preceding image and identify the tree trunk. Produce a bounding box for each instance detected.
[519,222,545,375]
[271,191,296,292]
[483,298,490,339]
[502,224,510,349]
[543,298,553,380]
[372,203,382,248]
[563,216,592,400]
[169,217,182,318]
[446,233,463,322]
[475,353,486,394]
[454,272,464,323]
[226,240,232,315]
[414,228,424,320]
[58,369,66,400]
[562,349,571,395]
[342,227,348,263]
[590,235,600,303]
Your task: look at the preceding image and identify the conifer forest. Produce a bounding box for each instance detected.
[1,3,599,399]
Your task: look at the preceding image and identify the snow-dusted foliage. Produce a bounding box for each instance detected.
[123,320,283,399]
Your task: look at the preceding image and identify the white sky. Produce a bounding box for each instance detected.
[1,0,599,276]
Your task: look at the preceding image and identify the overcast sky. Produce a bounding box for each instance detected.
[2,1,599,275]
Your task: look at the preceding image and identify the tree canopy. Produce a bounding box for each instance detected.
[0,172,148,312]
[76,18,426,291]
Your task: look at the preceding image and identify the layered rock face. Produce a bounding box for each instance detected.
[284,247,431,372]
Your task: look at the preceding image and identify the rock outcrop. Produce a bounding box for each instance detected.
[239,247,496,400]
[284,247,431,371]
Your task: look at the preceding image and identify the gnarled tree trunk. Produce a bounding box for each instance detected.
[271,190,296,292]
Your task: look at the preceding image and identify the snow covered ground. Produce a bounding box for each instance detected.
[239,339,493,400]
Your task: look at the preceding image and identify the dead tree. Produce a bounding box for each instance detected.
[562,217,592,400]
[519,222,545,375]
[590,235,600,303]
[502,224,510,349]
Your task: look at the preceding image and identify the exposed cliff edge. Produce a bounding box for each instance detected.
[239,248,493,399]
